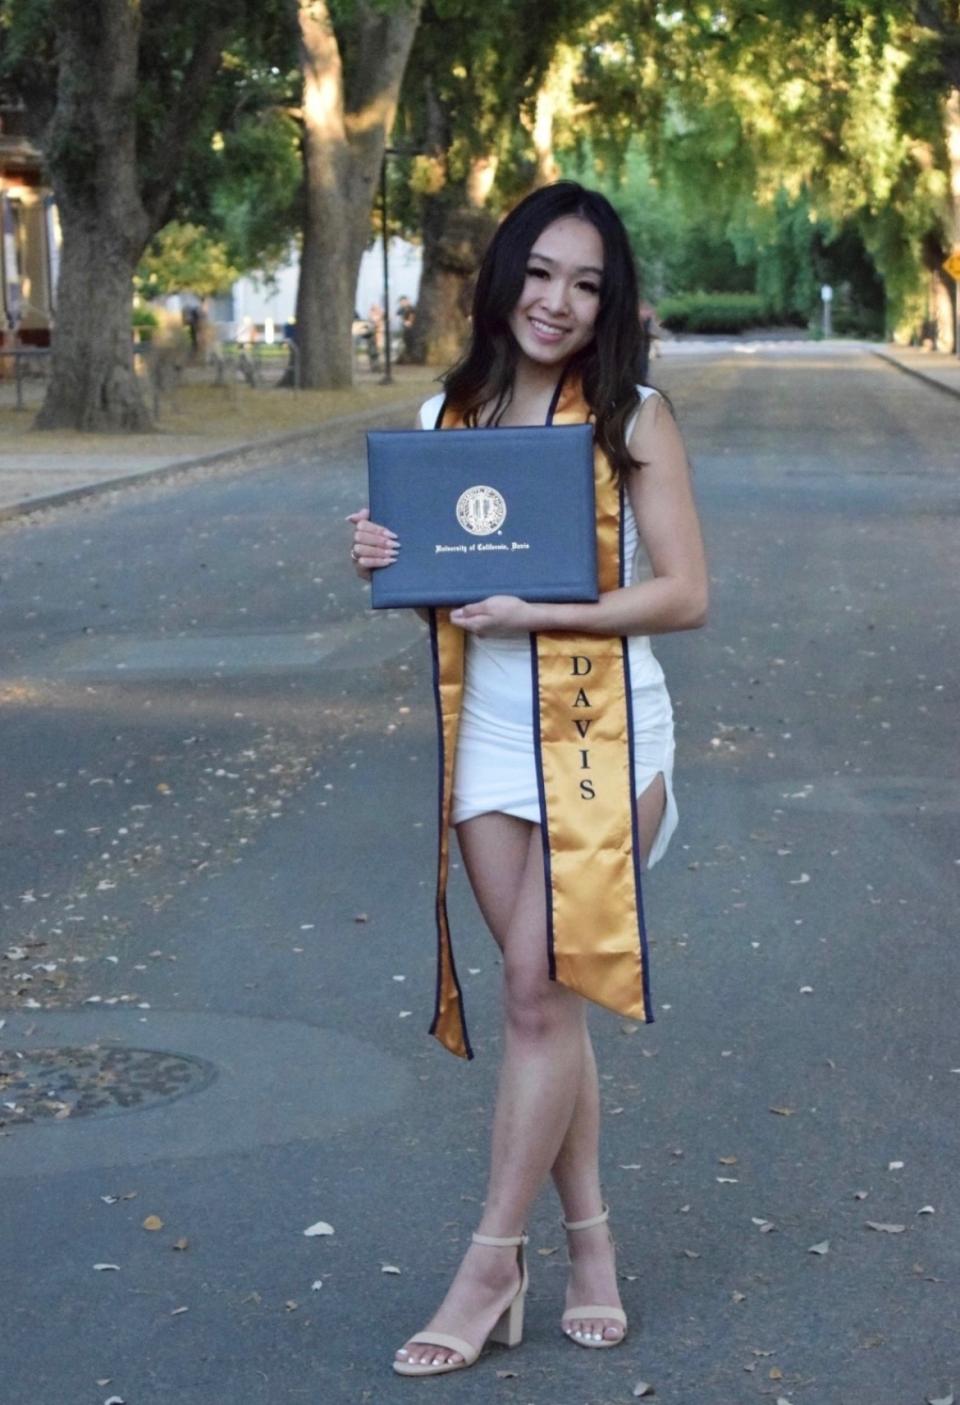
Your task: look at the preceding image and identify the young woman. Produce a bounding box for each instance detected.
[348,181,707,1377]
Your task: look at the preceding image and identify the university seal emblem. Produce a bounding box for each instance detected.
[455,485,507,536]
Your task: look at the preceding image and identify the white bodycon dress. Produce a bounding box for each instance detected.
[421,387,679,869]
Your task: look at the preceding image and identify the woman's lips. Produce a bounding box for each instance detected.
[528,316,570,342]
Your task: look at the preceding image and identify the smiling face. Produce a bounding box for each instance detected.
[507,216,605,370]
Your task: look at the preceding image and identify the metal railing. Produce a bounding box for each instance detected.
[0,346,52,410]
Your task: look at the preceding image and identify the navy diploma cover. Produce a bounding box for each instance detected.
[366,423,599,608]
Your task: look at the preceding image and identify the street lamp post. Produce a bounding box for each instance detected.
[378,145,424,387]
[379,155,392,385]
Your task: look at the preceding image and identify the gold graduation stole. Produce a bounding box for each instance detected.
[428,373,652,1059]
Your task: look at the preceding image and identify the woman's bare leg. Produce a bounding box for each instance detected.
[397,780,667,1366]
[550,772,667,1343]
[397,819,589,1368]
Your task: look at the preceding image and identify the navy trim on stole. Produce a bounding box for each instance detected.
[618,482,654,1023]
[545,371,567,426]
[529,372,568,984]
[529,636,557,980]
[427,613,475,1058]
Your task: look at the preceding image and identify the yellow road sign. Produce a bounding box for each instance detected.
[943,250,960,280]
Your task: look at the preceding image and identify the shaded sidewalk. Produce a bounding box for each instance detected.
[872,343,960,400]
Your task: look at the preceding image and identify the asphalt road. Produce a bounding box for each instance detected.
[0,348,957,1405]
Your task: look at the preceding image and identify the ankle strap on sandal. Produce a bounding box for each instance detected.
[561,1204,609,1232]
[472,1230,528,1248]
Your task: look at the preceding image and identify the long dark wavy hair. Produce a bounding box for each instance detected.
[442,182,653,482]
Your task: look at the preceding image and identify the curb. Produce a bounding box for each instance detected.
[871,348,960,403]
[0,394,425,525]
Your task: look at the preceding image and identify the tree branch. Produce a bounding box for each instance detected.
[140,20,234,232]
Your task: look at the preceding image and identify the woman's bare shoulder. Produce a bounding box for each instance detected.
[418,392,446,430]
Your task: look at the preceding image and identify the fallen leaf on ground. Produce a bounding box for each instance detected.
[681,1248,701,1259]
[732,1290,746,1302]
[770,1366,783,1379]
[866,1221,906,1233]
[353,913,369,924]
[303,1220,334,1237]
[808,1240,830,1255]
[888,1160,904,1170]
[495,1369,518,1378]
[142,1215,163,1231]
[918,1206,936,1215]
[719,1156,738,1165]
[717,1176,739,1184]
[171,1306,188,1315]
[633,1382,655,1397]
[769,1106,796,1116]
[926,1395,955,1405]
[172,1237,189,1251]
[381,1264,401,1274]
[93,1263,120,1271]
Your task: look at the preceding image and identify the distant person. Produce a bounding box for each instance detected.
[183,304,200,353]
[368,302,386,357]
[397,295,416,362]
[348,181,707,1378]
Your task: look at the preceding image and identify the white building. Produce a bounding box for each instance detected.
[225,237,422,340]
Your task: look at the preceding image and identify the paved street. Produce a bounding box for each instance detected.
[0,347,957,1405]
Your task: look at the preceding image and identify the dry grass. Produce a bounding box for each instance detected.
[0,364,439,458]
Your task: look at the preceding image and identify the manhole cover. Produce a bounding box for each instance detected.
[0,1044,217,1127]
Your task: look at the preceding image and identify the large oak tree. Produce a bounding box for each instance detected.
[293,0,422,388]
[38,1,241,429]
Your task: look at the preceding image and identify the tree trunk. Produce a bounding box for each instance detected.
[945,86,960,352]
[40,222,151,430]
[36,0,152,431]
[408,150,497,367]
[408,191,496,366]
[531,83,560,188]
[294,0,421,389]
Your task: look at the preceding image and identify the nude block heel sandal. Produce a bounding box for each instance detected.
[560,1205,628,1348]
[393,1231,529,1377]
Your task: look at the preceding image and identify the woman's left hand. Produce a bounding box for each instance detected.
[449,595,538,636]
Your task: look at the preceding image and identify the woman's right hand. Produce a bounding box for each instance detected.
[345,507,399,581]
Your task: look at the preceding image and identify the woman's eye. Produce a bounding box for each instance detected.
[526,266,549,279]
[578,281,600,295]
